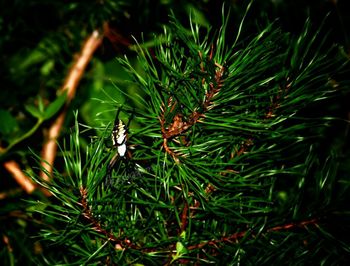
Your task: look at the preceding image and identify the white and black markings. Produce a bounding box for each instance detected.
[112,119,127,157]
[105,109,133,187]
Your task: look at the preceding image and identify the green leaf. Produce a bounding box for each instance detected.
[38,96,45,113]
[0,109,18,136]
[40,59,55,76]
[175,241,186,255]
[17,49,46,71]
[180,230,186,239]
[24,104,43,119]
[185,4,210,28]
[43,92,67,120]
[172,241,187,262]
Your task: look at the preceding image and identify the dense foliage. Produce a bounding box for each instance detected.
[1,1,350,265]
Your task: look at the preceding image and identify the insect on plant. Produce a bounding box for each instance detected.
[105,108,133,187]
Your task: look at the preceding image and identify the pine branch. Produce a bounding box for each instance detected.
[79,186,135,250]
[159,59,225,161]
[28,9,350,265]
[188,218,319,250]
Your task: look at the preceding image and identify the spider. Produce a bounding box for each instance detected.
[105,108,133,186]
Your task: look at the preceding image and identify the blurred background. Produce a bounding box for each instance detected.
[1,0,349,264]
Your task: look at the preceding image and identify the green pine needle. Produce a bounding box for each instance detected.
[29,8,350,265]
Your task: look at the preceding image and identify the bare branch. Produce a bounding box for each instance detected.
[3,160,36,194]
[40,30,102,181]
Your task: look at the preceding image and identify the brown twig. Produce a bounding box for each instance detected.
[180,201,189,232]
[103,22,131,49]
[159,53,225,160]
[2,234,13,253]
[266,78,292,119]
[40,30,102,181]
[266,218,318,232]
[177,184,214,252]
[187,218,318,250]
[79,187,135,250]
[3,160,36,194]
[226,77,291,170]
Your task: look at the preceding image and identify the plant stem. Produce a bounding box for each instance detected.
[0,119,43,155]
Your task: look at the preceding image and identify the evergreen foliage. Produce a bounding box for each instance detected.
[28,11,350,265]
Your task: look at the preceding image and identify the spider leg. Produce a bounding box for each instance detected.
[105,151,120,187]
[113,107,122,130]
[126,108,135,129]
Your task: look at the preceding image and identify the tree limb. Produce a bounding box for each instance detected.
[3,160,36,194]
[40,30,102,181]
